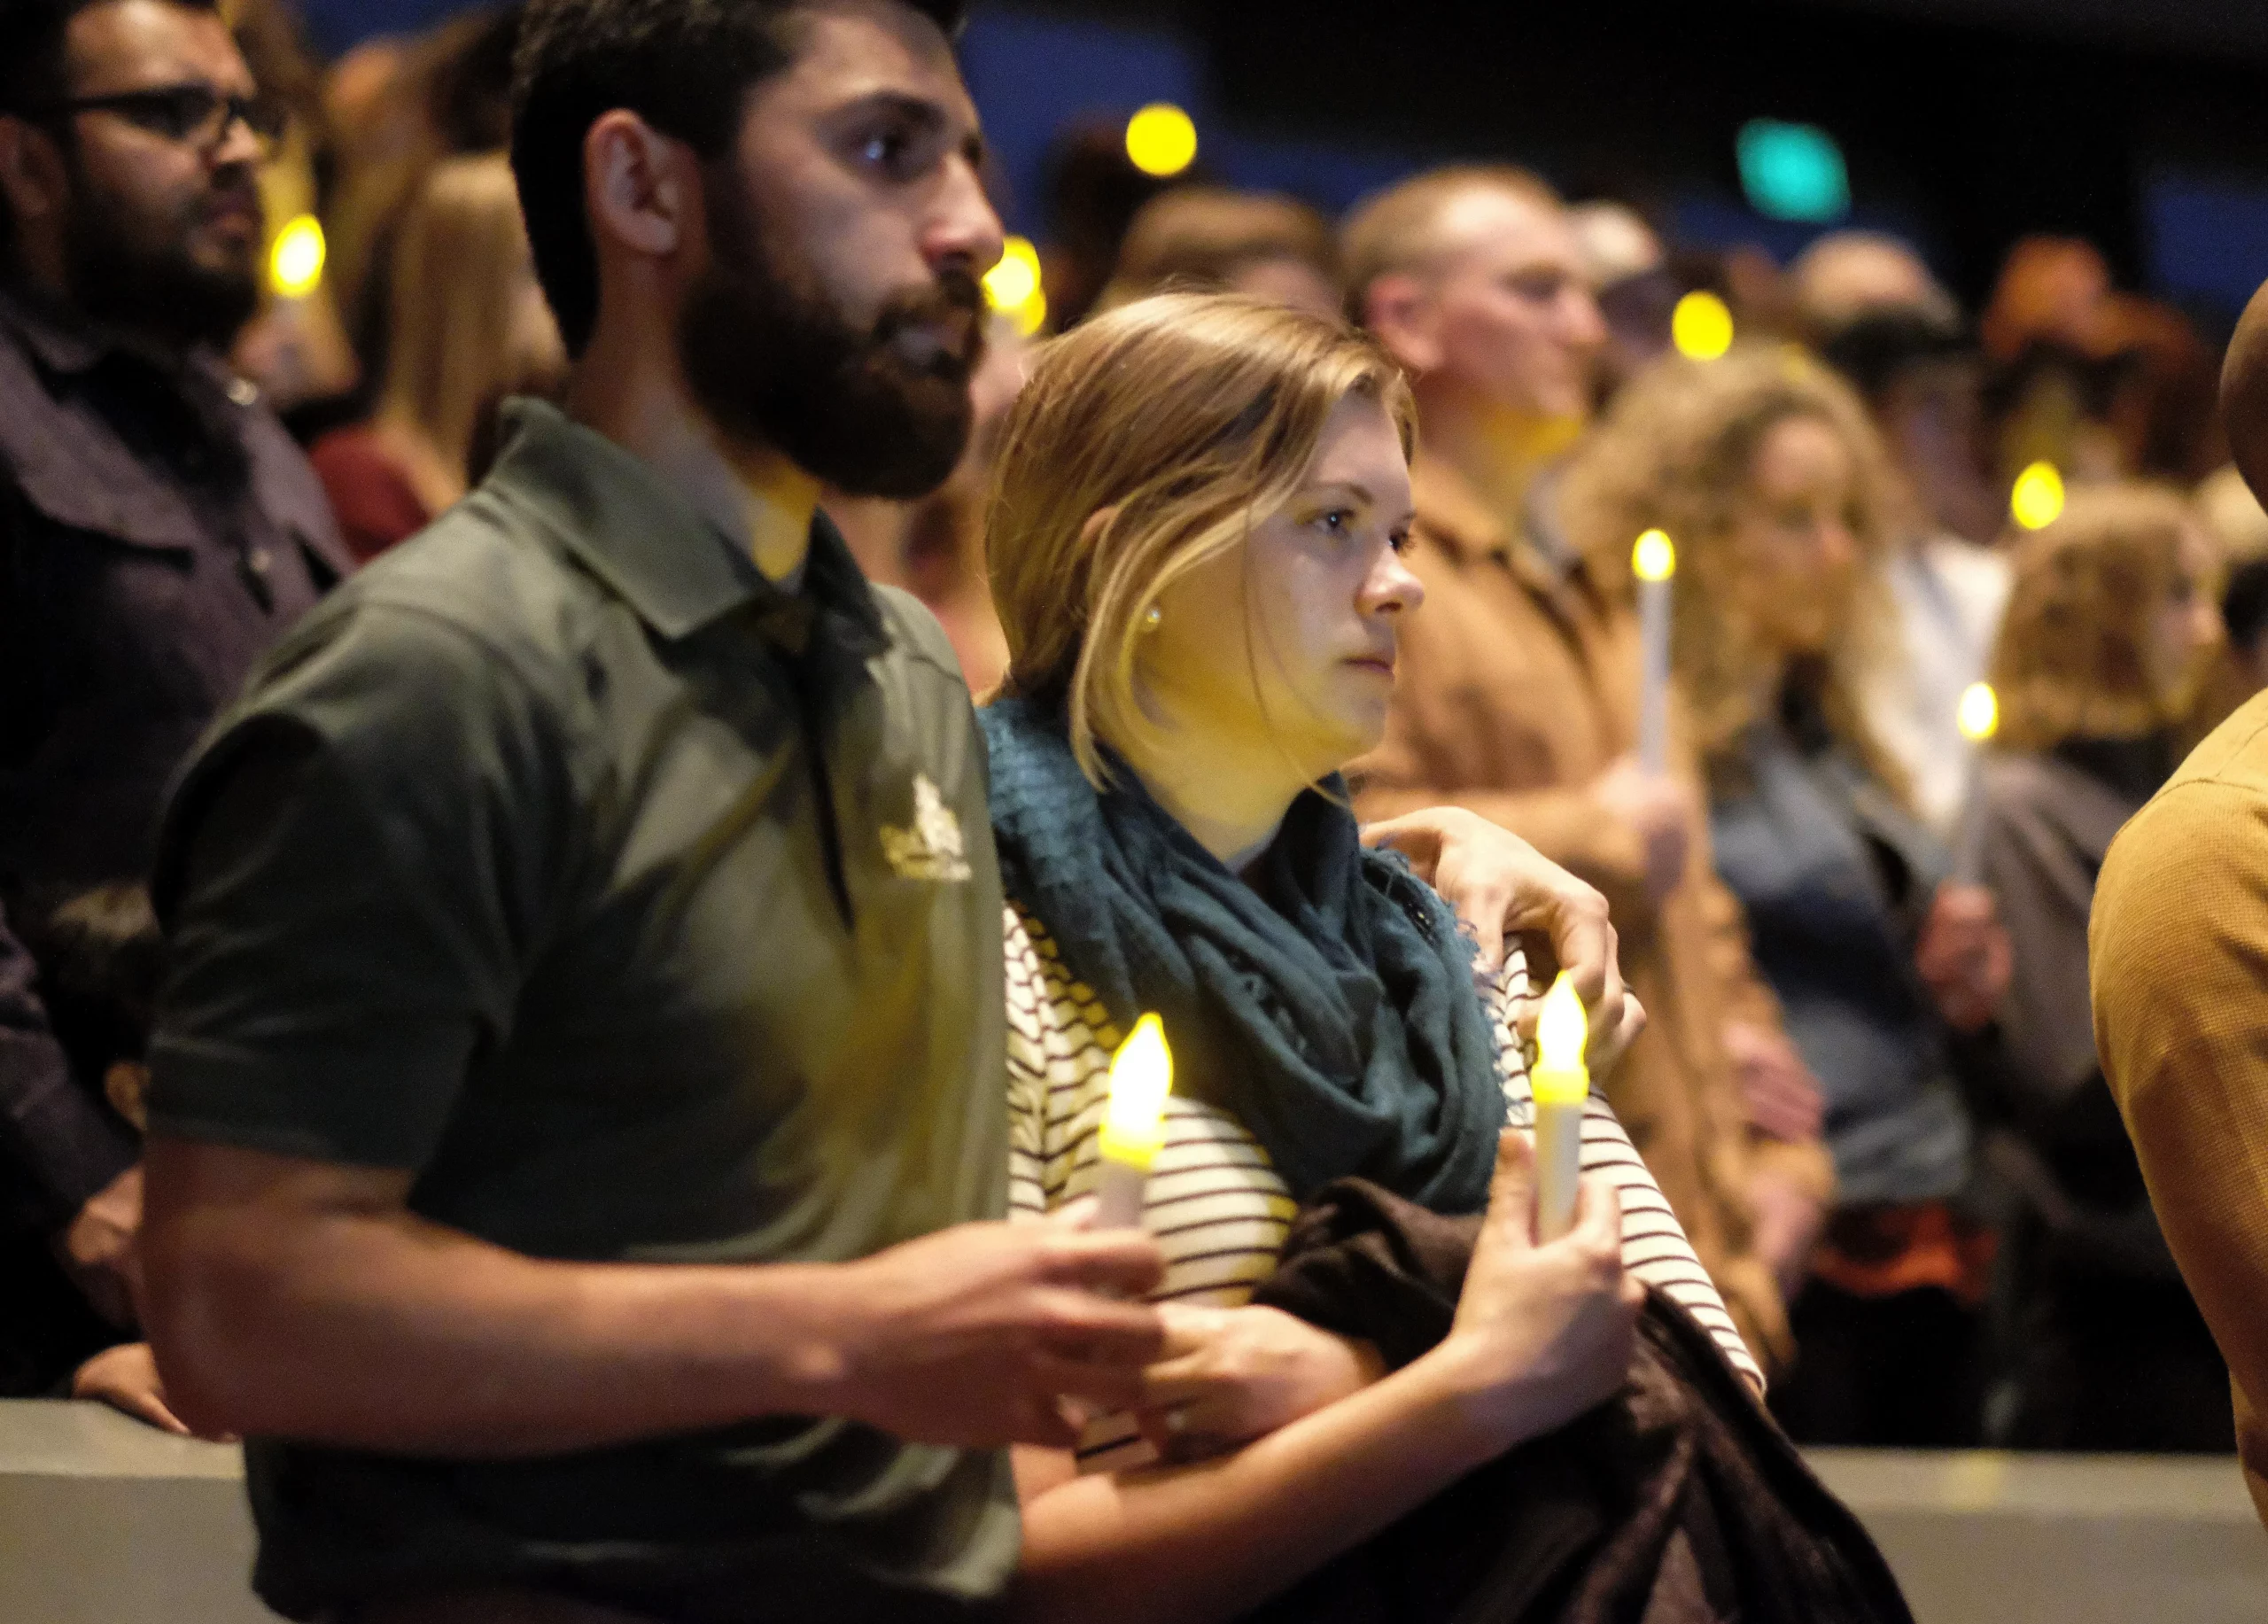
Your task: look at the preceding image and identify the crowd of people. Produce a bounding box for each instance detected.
[4,0,2268,1618]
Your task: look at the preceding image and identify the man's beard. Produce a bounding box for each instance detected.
[63,171,260,351]
[678,180,984,501]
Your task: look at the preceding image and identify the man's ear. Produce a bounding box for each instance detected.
[0,114,70,235]
[583,109,695,262]
[1363,270,1441,378]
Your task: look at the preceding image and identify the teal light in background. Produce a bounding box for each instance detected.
[1736,120,1851,223]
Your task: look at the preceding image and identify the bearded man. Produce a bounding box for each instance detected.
[134,4,1174,1620]
[0,0,347,1402]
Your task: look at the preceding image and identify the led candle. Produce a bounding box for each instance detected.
[1531,972,1590,1241]
[1633,529,1678,774]
[1951,680,2000,882]
[1094,1014,1173,1229]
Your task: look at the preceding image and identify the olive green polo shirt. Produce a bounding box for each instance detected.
[146,400,1015,1623]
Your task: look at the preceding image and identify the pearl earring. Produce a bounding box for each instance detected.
[1141,605,1162,633]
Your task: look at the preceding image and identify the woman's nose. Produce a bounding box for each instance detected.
[1365,548,1426,617]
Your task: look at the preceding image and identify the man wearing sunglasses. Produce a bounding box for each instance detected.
[0,0,346,1416]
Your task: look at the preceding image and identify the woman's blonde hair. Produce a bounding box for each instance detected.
[988,291,1415,786]
[1989,484,2205,751]
[1559,345,1905,790]
[377,154,552,491]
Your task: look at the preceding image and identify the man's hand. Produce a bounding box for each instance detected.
[824,1209,1168,1450]
[56,1163,143,1329]
[1748,1168,1826,1297]
[1130,1302,1385,1462]
[1361,807,1643,1071]
[1421,1132,1642,1449]
[1591,756,1699,909]
[72,1342,206,1439]
[1916,883,2012,1034]
[1722,1021,1825,1143]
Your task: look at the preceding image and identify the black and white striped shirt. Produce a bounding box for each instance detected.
[1002,905,1763,1472]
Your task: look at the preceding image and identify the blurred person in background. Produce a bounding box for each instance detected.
[1790,230,1960,339]
[2091,277,2268,1525]
[1973,485,2231,1452]
[1035,120,1185,331]
[9,883,197,1434]
[1347,165,1833,1377]
[0,0,347,1390]
[310,152,565,561]
[1566,347,2011,1446]
[1091,186,1340,319]
[1567,198,1675,408]
[1814,297,2012,839]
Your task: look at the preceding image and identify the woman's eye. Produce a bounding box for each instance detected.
[1388,527,1414,555]
[1313,508,1355,534]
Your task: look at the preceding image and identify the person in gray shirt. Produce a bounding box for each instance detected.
[136,4,1169,1620]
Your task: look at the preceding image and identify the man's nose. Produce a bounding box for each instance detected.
[1562,285,1609,352]
[926,152,1004,280]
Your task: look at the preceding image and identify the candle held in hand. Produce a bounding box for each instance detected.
[1095,1013,1173,1228]
[1531,972,1591,1240]
[1633,530,1677,773]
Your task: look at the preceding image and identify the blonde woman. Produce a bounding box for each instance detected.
[1560,347,2011,1449]
[1976,486,2230,1450]
[981,294,1757,1624]
[310,154,564,561]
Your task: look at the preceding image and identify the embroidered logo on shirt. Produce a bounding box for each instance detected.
[882,773,973,882]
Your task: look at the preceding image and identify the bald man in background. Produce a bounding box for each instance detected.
[2092,274,2268,1527]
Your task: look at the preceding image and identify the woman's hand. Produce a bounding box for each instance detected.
[1361,807,1643,1071]
[1131,1303,1386,1462]
[1722,1019,1825,1142]
[72,1342,208,1438]
[1420,1131,1643,1452]
[1916,883,2012,1033]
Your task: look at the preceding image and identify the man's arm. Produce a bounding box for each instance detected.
[143,1138,1163,1455]
[2091,780,2268,1524]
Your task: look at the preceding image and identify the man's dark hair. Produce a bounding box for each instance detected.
[0,0,221,260]
[510,0,967,357]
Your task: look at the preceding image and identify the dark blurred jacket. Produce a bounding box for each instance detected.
[0,284,346,1232]
[1978,735,2231,1451]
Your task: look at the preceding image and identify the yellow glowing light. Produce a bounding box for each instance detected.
[1099,1013,1174,1170]
[1632,528,1677,583]
[268,214,326,299]
[2011,461,2066,531]
[1531,972,1591,1107]
[1671,290,1735,361]
[1957,680,2000,744]
[1125,103,1198,178]
[983,237,1047,338]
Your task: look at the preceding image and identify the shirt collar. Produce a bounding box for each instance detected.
[0,281,116,377]
[485,398,887,650]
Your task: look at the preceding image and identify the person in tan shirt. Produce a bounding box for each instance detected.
[1343,167,1833,1371]
[2093,275,2268,1523]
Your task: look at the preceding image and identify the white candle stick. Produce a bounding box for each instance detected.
[1634,530,1677,774]
[1531,973,1590,1241]
[1093,1014,1173,1229]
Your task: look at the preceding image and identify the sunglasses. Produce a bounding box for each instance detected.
[35,82,286,156]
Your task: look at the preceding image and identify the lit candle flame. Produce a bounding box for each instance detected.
[1957,680,2000,744]
[2011,462,2065,531]
[1099,1013,1173,1170]
[1633,529,1677,583]
[1531,972,1590,1107]
[1672,291,1735,361]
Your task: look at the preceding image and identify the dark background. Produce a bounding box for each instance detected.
[298,0,2268,325]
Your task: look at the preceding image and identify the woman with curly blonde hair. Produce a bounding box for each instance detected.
[1975,485,2230,1450]
[1561,347,2012,1449]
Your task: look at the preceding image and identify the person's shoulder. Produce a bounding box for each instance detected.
[2097,699,2268,930]
[868,580,973,687]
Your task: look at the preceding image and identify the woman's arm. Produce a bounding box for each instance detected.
[1011,1136,1642,1624]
